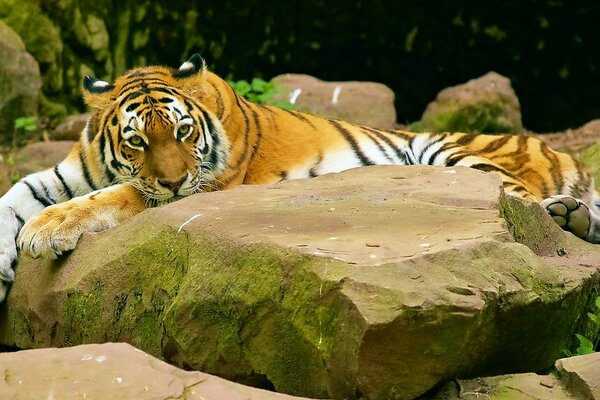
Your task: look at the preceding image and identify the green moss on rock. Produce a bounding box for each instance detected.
[580,142,600,192]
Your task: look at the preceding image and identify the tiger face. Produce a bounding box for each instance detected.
[82,56,229,204]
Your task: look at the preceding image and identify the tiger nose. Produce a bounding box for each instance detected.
[157,175,187,193]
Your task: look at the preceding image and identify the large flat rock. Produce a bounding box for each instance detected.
[1,165,599,400]
[0,342,316,400]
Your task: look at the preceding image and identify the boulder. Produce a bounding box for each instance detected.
[49,113,89,141]
[0,342,317,400]
[0,21,42,141]
[536,119,600,153]
[412,72,523,134]
[428,353,600,399]
[555,352,600,399]
[428,373,570,399]
[1,166,599,400]
[0,140,75,196]
[272,74,397,129]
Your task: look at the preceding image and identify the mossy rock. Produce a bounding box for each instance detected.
[1,166,599,400]
[412,72,523,134]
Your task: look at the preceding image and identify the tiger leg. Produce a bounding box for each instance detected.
[541,195,600,244]
[17,183,146,260]
[0,166,79,302]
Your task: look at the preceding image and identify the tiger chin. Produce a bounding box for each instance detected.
[0,54,599,302]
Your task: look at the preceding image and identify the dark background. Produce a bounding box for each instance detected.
[21,1,600,131]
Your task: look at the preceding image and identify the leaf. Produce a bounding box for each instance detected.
[250,78,269,92]
[588,312,599,324]
[595,296,600,309]
[575,334,595,355]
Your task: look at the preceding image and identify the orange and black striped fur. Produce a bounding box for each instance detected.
[0,54,598,302]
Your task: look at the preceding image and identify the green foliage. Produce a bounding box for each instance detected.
[228,78,293,110]
[12,116,39,148]
[564,296,600,357]
[14,116,38,132]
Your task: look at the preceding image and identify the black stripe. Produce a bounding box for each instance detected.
[309,153,323,177]
[219,94,252,186]
[247,106,263,164]
[445,153,467,167]
[79,147,98,190]
[126,102,142,112]
[208,81,225,119]
[469,162,520,181]
[425,142,459,166]
[9,206,24,227]
[282,109,317,129]
[417,135,446,164]
[480,135,512,153]
[107,126,125,172]
[362,127,408,164]
[120,77,170,94]
[231,95,251,166]
[329,120,374,166]
[363,131,393,162]
[86,116,98,143]
[53,166,74,199]
[386,130,415,141]
[23,181,52,207]
[40,181,57,204]
[539,140,564,193]
[456,133,479,146]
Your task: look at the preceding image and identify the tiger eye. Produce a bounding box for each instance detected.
[128,135,144,147]
[177,124,193,140]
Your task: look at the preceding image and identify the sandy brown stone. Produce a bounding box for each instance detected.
[1,166,599,400]
[272,74,396,129]
[556,352,600,399]
[0,342,318,400]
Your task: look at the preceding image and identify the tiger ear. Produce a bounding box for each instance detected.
[173,54,207,79]
[82,76,115,108]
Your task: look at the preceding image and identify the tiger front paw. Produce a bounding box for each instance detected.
[541,195,591,240]
[17,202,90,259]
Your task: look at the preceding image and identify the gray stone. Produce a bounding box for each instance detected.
[0,141,75,196]
[414,72,523,134]
[0,21,42,138]
[0,342,318,400]
[50,113,90,141]
[556,352,600,399]
[272,74,397,129]
[1,166,599,400]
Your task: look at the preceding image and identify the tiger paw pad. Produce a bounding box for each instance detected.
[541,195,590,239]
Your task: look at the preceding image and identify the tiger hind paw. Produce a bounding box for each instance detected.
[541,195,600,243]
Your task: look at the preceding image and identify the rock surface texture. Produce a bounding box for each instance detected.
[429,353,600,399]
[556,352,600,399]
[0,21,42,138]
[0,342,316,400]
[1,166,599,400]
[0,140,75,196]
[415,71,523,134]
[272,74,397,128]
[49,113,89,141]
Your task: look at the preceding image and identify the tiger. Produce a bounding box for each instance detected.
[0,53,599,302]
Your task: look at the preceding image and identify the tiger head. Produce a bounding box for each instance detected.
[82,54,229,204]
